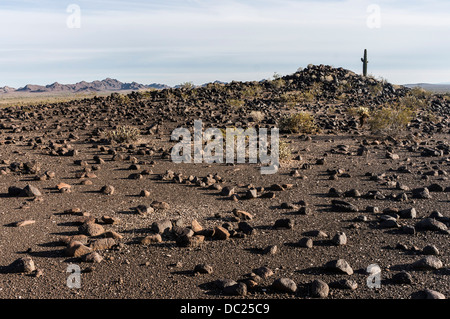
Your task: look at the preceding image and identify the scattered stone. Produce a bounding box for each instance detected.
[324,259,353,275]
[411,289,446,299]
[193,263,213,275]
[422,244,439,255]
[398,207,417,219]
[329,279,358,290]
[135,205,154,216]
[65,241,92,257]
[141,234,162,245]
[13,220,35,227]
[176,234,204,248]
[151,201,170,210]
[391,271,413,285]
[331,200,358,212]
[140,190,151,197]
[264,245,278,255]
[100,185,115,195]
[253,266,274,279]
[402,225,416,235]
[331,232,347,246]
[298,237,314,248]
[59,234,89,245]
[223,282,247,296]
[82,252,104,263]
[273,218,294,229]
[238,222,255,235]
[412,187,431,199]
[9,257,36,273]
[101,216,120,225]
[220,186,235,197]
[271,278,297,293]
[415,218,448,232]
[79,222,105,237]
[310,279,329,298]
[152,219,173,234]
[90,238,116,251]
[191,219,203,233]
[297,206,312,215]
[213,226,230,240]
[233,209,253,220]
[21,185,42,197]
[412,256,443,270]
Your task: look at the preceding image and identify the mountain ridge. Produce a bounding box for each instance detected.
[0,78,170,94]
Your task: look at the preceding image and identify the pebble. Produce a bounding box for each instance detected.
[14,220,35,227]
[223,282,247,296]
[151,219,173,234]
[65,241,92,257]
[9,257,36,273]
[411,289,446,299]
[298,237,313,248]
[324,259,354,275]
[412,256,443,270]
[90,238,116,251]
[310,279,329,298]
[331,232,347,246]
[273,218,294,229]
[193,264,213,274]
[391,271,413,284]
[415,218,448,232]
[79,222,105,236]
[331,200,359,212]
[412,187,431,199]
[271,278,297,293]
[329,279,358,290]
[21,185,42,197]
[422,245,439,256]
[213,226,230,240]
[100,185,115,195]
[253,266,274,279]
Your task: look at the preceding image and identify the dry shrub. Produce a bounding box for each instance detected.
[279,112,319,134]
[368,103,415,135]
[104,125,140,143]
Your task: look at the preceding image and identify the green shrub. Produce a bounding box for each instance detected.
[279,112,319,134]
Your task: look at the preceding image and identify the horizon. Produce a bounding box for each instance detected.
[1,0,450,88]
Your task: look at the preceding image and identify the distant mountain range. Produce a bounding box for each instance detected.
[404,83,450,93]
[0,78,170,94]
[2,78,449,95]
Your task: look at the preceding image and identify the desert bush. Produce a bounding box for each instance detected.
[227,99,245,110]
[241,85,263,99]
[278,112,319,134]
[279,141,292,160]
[347,106,370,126]
[408,87,432,100]
[368,103,415,135]
[249,110,265,123]
[104,125,140,143]
[179,82,195,90]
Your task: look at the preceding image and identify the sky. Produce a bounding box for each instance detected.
[0,0,449,88]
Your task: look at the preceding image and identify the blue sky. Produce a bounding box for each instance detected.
[0,0,449,88]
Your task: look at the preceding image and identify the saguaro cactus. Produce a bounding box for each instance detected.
[361,49,369,77]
